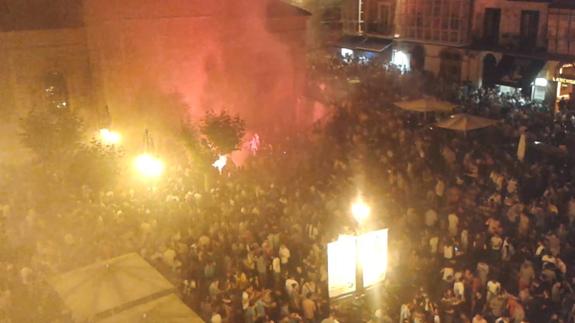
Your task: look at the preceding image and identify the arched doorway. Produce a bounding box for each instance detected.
[482,54,497,88]
[411,45,425,71]
[439,50,462,83]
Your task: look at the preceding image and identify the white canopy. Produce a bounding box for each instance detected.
[395,98,457,113]
[98,294,203,323]
[435,113,498,132]
[49,253,174,320]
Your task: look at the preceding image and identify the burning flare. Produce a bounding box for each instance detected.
[212,155,227,174]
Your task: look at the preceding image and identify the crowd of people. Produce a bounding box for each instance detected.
[0,52,575,323]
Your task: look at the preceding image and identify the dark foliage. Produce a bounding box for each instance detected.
[199,110,246,154]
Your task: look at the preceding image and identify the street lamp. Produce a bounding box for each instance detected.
[134,153,165,179]
[351,196,371,225]
[99,128,121,146]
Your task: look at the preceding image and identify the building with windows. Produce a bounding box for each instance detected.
[547,1,575,105]
[394,0,472,83]
[470,0,551,99]
[330,0,395,64]
[341,0,475,82]
[340,0,575,107]
[396,0,471,45]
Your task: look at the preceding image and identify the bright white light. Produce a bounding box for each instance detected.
[134,154,165,179]
[358,229,388,287]
[212,155,227,174]
[535,78,548,87]
[351,197,371,225]
[327,236,357,298]
[534,141,541,145]
[391,50,410,71]
[341,48,353,58]
[394,33,400,38]
[99,128,121,145]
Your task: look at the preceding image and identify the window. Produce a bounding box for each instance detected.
[432,0,441,15]
[398,0,469,44]
[483,8,501,46]
[520,10,539,49]
[373,1,393,34]
[450,16,459,30]
[44,72,69,110]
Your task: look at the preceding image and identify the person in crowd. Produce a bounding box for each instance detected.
[1,52,574,323]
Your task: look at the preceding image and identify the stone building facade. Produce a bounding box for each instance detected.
[341,0,575,107]
[0,0,311,159]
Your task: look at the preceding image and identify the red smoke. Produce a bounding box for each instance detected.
[85,0,309,141]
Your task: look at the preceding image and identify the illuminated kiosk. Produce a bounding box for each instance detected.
[327,229,388,299]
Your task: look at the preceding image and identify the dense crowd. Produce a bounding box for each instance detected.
[1,53,575,323]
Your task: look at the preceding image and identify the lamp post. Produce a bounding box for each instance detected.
[351,195,371,300]
[328,196,387,303]
[351,196,371,227]
[97,105,121,146]
[133,153,165,179]
[133,129,165,180]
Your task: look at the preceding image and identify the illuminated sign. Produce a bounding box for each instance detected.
[553,77,575,85]
[327,236,357,298]
[358,229,388,288]
[327,229,389,298]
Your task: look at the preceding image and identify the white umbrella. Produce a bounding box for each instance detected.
[49,253,174,320]
[98,294,203,323]
[395,98,457,113]
[435,113,498,132]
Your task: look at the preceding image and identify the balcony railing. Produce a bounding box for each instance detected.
[472,33,546,55]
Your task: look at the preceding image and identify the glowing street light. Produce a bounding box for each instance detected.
[351,196,371,225]
[99,128,121,146]
[134,154,165,179]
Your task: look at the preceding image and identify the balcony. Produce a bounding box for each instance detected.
[471,33,547,56]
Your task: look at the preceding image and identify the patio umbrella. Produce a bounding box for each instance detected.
[49,253,175,320]
[98,294,203,323]
[435,113,498,132]
[394,97,457,113]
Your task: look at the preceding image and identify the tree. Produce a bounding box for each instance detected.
[20,108,84,164]
[199,110,246,154]
[67,140,122,192]
[181,121,213,167]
